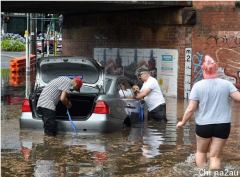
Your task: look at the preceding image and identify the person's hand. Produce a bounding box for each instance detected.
[176,121,185,129]
[66,101,72,109]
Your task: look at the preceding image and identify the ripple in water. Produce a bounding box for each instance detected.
[174,153,240,177]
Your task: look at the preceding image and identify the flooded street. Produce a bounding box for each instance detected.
[1,72,240,177]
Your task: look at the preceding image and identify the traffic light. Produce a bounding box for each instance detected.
[5,16,10,23]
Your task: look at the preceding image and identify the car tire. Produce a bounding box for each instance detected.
[121,123,127,130]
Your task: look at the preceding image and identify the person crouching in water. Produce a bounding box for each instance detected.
[176,55,240,169]
[134,66,167,122]
[37,76,83,137]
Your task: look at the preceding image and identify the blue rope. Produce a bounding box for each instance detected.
[139,101,144,122]
[69,134,77,149]
[139,101,144,136]
[67,109,77,134]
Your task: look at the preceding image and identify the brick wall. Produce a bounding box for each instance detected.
[62,11,192,98]
[192,1,240,89]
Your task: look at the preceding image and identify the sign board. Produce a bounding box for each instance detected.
[157,49,178,98]
[184,48,192,99]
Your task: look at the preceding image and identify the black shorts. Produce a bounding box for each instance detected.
[196,123,231,139]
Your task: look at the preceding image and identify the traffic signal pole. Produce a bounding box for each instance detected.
[25,13,30,98]
[26,13,30,76]
[24,14,60,98]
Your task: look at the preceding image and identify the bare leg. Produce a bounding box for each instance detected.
[196,135,211,167]
[209,137,227,169]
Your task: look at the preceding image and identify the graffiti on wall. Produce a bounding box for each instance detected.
[192,52,203,84]
[205,32,240,89]
[206,36,240,49]
[216,48,240,88]
[94,35,107,45]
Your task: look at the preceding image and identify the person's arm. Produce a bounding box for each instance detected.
[230,91,240,102]
[137,59,147,69]
[60,91,72,108]
[176,100,198,129]
[136,88,151,99]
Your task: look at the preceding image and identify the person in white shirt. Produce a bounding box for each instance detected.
[134,66,167,122]
[118,80,134,98]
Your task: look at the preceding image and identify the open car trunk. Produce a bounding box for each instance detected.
[32,90,98,120]
[56,94,97,120]
[31,56,105,120]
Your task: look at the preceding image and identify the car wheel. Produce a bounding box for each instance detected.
[121,123,127,130]
[122,117,131,130]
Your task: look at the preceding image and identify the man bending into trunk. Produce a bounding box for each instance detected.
[37,76,82,137]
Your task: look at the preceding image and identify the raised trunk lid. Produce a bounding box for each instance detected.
[36,56,105,93]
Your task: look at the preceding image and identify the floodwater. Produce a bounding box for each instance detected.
[1,72,240,177]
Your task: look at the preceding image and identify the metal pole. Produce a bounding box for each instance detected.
[41,13,44,57]
[53,21,56,56]
[1,14,4,35]
[26,13,30,98]
[30,13,37,56]
[47,25,49,56]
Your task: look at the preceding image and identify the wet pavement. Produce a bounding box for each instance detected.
[1,72,240,177]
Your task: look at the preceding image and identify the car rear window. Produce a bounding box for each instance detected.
[105,78,112,93]
[78,78,112,94]
[80,86,99,93]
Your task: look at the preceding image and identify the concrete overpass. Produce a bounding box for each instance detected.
[2,1,192,14]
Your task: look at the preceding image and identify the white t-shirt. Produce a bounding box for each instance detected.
[189,78,237,125]
[141,76,165,111]
[119,89,134,98]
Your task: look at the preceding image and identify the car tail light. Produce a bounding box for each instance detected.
[22,99,31,112]
[93,101,109,114]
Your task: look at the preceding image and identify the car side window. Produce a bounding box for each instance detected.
[126,81,135,97]
[105,78,112,93]
[117,79,134,98]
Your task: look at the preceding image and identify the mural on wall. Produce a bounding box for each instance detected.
[94,48,158,84]
[94,48,179,97]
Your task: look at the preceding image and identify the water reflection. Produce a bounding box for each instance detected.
[1,72,240,176]
[1,71,35,106]
[19,133,111,176]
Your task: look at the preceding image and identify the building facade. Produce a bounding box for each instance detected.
[2,1,240,98]
[61,1,240,98]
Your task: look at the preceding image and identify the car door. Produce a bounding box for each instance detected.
[118,79,141,124]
